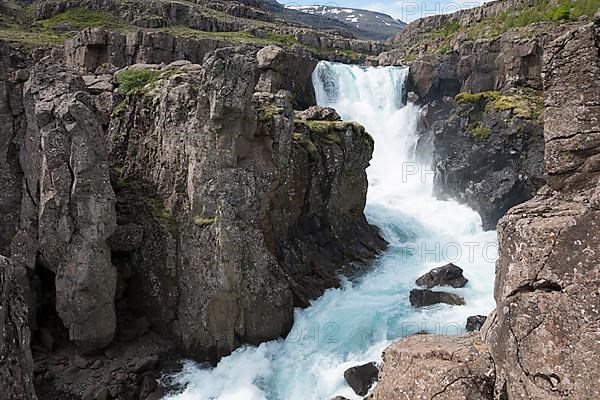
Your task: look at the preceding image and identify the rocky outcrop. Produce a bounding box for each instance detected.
[431,90,546,230]
[13,61,117,352]
[99,46,384,359]
[482,17,600,399]
[376,16,600,400]
[0,256,37,400]
[373,333,495,400]
[415,263,468,288]
[466,315,487,332]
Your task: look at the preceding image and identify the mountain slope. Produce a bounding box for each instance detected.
[282,4,406,40]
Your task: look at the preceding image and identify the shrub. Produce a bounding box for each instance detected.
[115,68,161,94]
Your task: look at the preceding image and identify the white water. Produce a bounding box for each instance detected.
[164,61,497,400]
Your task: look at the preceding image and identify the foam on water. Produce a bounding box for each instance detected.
[164,61,498,400]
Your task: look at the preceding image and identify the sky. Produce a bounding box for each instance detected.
[281,0,488,22]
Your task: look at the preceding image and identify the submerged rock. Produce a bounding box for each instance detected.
[343,362,379,396]
[465,315,487,332]
[409,289,465,307]
[415,263,468,288]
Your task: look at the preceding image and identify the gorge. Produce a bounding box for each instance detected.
[1,1,599,400]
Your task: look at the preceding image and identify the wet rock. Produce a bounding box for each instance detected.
[415,263,468,288]
[466,315,487,332]
[39,327,55,352]
[409,289,465,307]
[344,362,379,396]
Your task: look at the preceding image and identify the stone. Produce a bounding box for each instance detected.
[465,315,487,332]
[14,69,30,82]
[107,224,144,252]
[409,289,465,307]
[372,334,494,400]
[295,106,341,121]
[343,362,378,396]
[0,257,36,399]
[72,354,89,369]
[95,63,119,75]
[415,263,468,288]
[132,355,158,373]
[39,327,55,352]
[406,91,419,103]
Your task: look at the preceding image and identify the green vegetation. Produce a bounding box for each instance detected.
[111,99,129,117]
[258,105,285,121]
[0,7,128,47]
[38,8,127,31]
[468,125,492,139]
[115,68,162,95]
[193,215,215,227]
[399,0,599,59]
[455,89,543,120]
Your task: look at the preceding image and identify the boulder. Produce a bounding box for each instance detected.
[465,315,487,332]
[343,362,378,396]
[373,334,494,400]
[409,289,465,307]
[296,106,341,121]
[415,263,467,288]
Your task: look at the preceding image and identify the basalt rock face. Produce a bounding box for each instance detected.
[104,49,385,358]
[431,92,546,230]
[0,257,37,400]
[15,61,118,352]
[375,17,600,400]
[482,18,600,399]
[389,29,550,230]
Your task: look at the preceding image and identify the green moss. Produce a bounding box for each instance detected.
[455,91,500,105]
[38,8,127,30]
[468,125,492,139]
[115,68,162,95]
[258,104,285,121]
[193,215,215,227]
[491,91,544,119]
[111,99,129,117]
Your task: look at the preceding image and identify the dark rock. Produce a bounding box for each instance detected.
[146,387,165,400]
[0,256,37,399]
[14,68,30,82]
[415,263,468,289]
[409,289,465,307]
[466,315,487,332]
[73,354,89,369]
[343,362,378,396]
[39,327,55,352]
[132,355,159,374]
[107,224,144,252]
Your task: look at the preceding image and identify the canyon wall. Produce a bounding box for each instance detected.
[0,25,385,399]
[374,16,600,400]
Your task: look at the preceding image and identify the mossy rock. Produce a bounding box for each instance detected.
[115,68,162,95]
[193,215,215,227]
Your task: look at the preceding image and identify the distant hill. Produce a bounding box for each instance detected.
[259,1,406,40]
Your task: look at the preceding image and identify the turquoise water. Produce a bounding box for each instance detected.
[164,62,497,400]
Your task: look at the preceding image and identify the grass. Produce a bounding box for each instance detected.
[38,8,127,31]
[115,68,162,95]
[468,126,492,139]
[398,0,600,59]
[0,7,128,47]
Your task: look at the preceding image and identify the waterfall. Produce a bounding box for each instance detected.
[164,62,497,400]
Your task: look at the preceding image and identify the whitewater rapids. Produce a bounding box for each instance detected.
[163,61,497,400]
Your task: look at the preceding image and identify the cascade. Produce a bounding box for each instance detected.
[165,61,497,400]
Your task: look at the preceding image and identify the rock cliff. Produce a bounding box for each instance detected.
[0,9,386,395]
[374,16,600,400]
